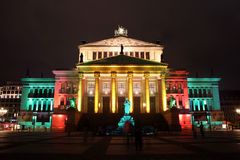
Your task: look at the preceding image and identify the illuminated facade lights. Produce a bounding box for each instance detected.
[18,26,223,129]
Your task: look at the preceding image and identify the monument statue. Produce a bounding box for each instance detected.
[117,97,135,133]
[80,53,83,63]
[69,97,76,108]
[169,96,176,108]
[120,44,124,55]
[124,98,131,115]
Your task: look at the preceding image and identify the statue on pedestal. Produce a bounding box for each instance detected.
[124,98,131,115]
[117,97,135,133]
[69,97,76,108]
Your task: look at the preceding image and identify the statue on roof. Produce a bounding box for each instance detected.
[114,26,128,37]
[120,44,124,55]
[80,53,83,63]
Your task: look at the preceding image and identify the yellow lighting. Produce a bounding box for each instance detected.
[111,72,117,113]
[143,103,146,107]
[145,72,150,113]
[77,73,83,112]
[161,75,167,111]
[128,72,133,113]
[94,72,100,113]
[236,109,240,114]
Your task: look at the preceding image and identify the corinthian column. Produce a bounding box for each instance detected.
[127,72,133,113]
[94,72,100,113]
[160,73,167,111]
[77,72,83,112]
[111,72,117,113]
[144,72,150,113]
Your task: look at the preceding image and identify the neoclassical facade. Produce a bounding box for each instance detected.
[53,27,169,116]
[19,27,223,130]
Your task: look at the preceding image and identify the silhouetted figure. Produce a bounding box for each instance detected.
[192,124,197,138]
[200,122,204,137]
[120,44,124,55]
[80,53,84,63]
[134,126,143,151]
[83,115,90,143]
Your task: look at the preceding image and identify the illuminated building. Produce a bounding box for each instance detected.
[19,26,223,130]
[188,78,223,127]
[19,78,54,129]
[0,81,22,122]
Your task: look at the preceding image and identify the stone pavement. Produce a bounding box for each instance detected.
[0,130,240,160]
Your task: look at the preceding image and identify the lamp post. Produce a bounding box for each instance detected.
[236,108,240,128]
[0,107,8,122]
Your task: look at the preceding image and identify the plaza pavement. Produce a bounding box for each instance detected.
[0,130,240,160]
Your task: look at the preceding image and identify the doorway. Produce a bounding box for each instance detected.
[87,97,94,113]
[103,97,110,114]
[134,97,140,114]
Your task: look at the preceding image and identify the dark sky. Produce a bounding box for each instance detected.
[1,0,240,90]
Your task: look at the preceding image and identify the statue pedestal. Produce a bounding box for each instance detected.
[117,114,134,130]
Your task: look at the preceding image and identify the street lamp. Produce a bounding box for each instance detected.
[0,107,8,122]
[236,109,240,114]
[236,108,240,129]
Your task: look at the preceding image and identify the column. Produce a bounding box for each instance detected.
[94,72,100,113]
[160,73,167,111]
[212,85,220,110]
[111,72,117,113]
[183,82,189,109]
[77,72,83,112]
[127,72,133,113]
[144,72,150,113]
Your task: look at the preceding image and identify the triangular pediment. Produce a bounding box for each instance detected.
[79,36,161,47]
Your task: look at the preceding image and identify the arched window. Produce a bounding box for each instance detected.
[43,89,48,97]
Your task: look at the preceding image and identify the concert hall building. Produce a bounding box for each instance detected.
[19,27,223,131]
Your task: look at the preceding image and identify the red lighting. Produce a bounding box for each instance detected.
[179,114,192,129]
[52,114,67,131]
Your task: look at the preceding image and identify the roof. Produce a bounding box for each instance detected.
[79,36,162,48]
[77,54,168,66]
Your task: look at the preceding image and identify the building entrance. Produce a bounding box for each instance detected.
[103,97,110,113]
[134,97,140,114]
[118,97,125,114]
[87,97,94,113]
[150,96,156,113]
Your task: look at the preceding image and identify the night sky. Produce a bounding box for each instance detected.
[1,0,240,90]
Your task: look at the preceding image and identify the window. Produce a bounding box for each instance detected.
[135,52,139,58]
[98,52,102,59]
[114,52,118,56]
[93,52,97,60]
[87,82,95,95]
[109,52,113,57]
[133,82,141,95]
[130,52,134,57]
[146,52,150,59]
[104,52,107,58]
[149,82,156,94]
[125,52,128,56]
[102,82,110,94]
[140,52,144,58]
